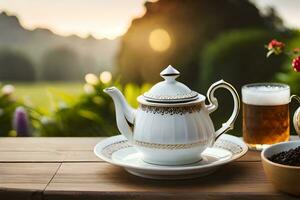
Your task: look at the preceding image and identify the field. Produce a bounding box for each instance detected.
[12,82,83,111]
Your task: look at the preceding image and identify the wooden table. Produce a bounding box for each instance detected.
[0,137,298,200]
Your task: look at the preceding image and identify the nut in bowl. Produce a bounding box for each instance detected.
[261,141,300,196]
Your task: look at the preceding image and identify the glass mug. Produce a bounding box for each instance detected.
[242,83,300,150]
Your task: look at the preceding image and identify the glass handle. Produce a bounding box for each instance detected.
[291,95,300,136]
[206,80,240,141]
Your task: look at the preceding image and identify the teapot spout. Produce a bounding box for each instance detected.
[103,87,135,143]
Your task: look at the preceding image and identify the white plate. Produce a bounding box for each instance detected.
[94,134,248,180]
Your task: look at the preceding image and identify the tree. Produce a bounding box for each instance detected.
[0,49,36,81]
[118,0,280,87]
[200,29,285,90]
[41,46,84,81]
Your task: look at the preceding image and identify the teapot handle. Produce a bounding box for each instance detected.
[206,80,240,140]
[291,95,300,136]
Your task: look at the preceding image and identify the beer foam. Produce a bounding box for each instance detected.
[242,85,290,105]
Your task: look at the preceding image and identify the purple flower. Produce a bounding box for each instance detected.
[13,107,31,137]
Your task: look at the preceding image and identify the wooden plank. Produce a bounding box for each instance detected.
[0,163,60,190]
[44,192,298,200]
[44,162,295,200]
[0,136,296,162]
[0,188,44,200]
[0,151,100,163]
[0,137,103,151]
[0,137,260,162]
[0,149,258,163]
[0,137,103,162]
[0,151,65,163]
[0,163,60,200]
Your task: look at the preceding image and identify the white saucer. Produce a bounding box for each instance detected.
[94,134,248,180]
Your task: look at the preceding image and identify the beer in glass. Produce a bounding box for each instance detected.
[242,83,290,150]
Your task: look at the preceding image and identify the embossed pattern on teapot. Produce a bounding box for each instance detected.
[104,65,240,165]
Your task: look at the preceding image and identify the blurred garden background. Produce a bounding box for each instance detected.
[0,0,300,137]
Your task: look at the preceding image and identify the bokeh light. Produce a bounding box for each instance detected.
[148,28,171,52]
[100,71,112,83]
[83,84,95,94]
[2,84,15,95]
[85,73,99,85]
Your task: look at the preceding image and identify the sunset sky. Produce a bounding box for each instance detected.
[0,0,299,40]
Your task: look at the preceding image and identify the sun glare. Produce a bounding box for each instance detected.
[149,29,171,52]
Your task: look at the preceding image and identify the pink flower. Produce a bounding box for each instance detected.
[268,39,285,50]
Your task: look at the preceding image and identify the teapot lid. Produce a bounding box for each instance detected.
[143,65,202,103]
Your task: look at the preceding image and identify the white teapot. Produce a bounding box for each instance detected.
[104,65,240,165]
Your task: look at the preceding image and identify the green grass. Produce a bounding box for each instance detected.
[11,82,83,112]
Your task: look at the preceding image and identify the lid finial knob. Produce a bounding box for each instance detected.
[160,65,180,82]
